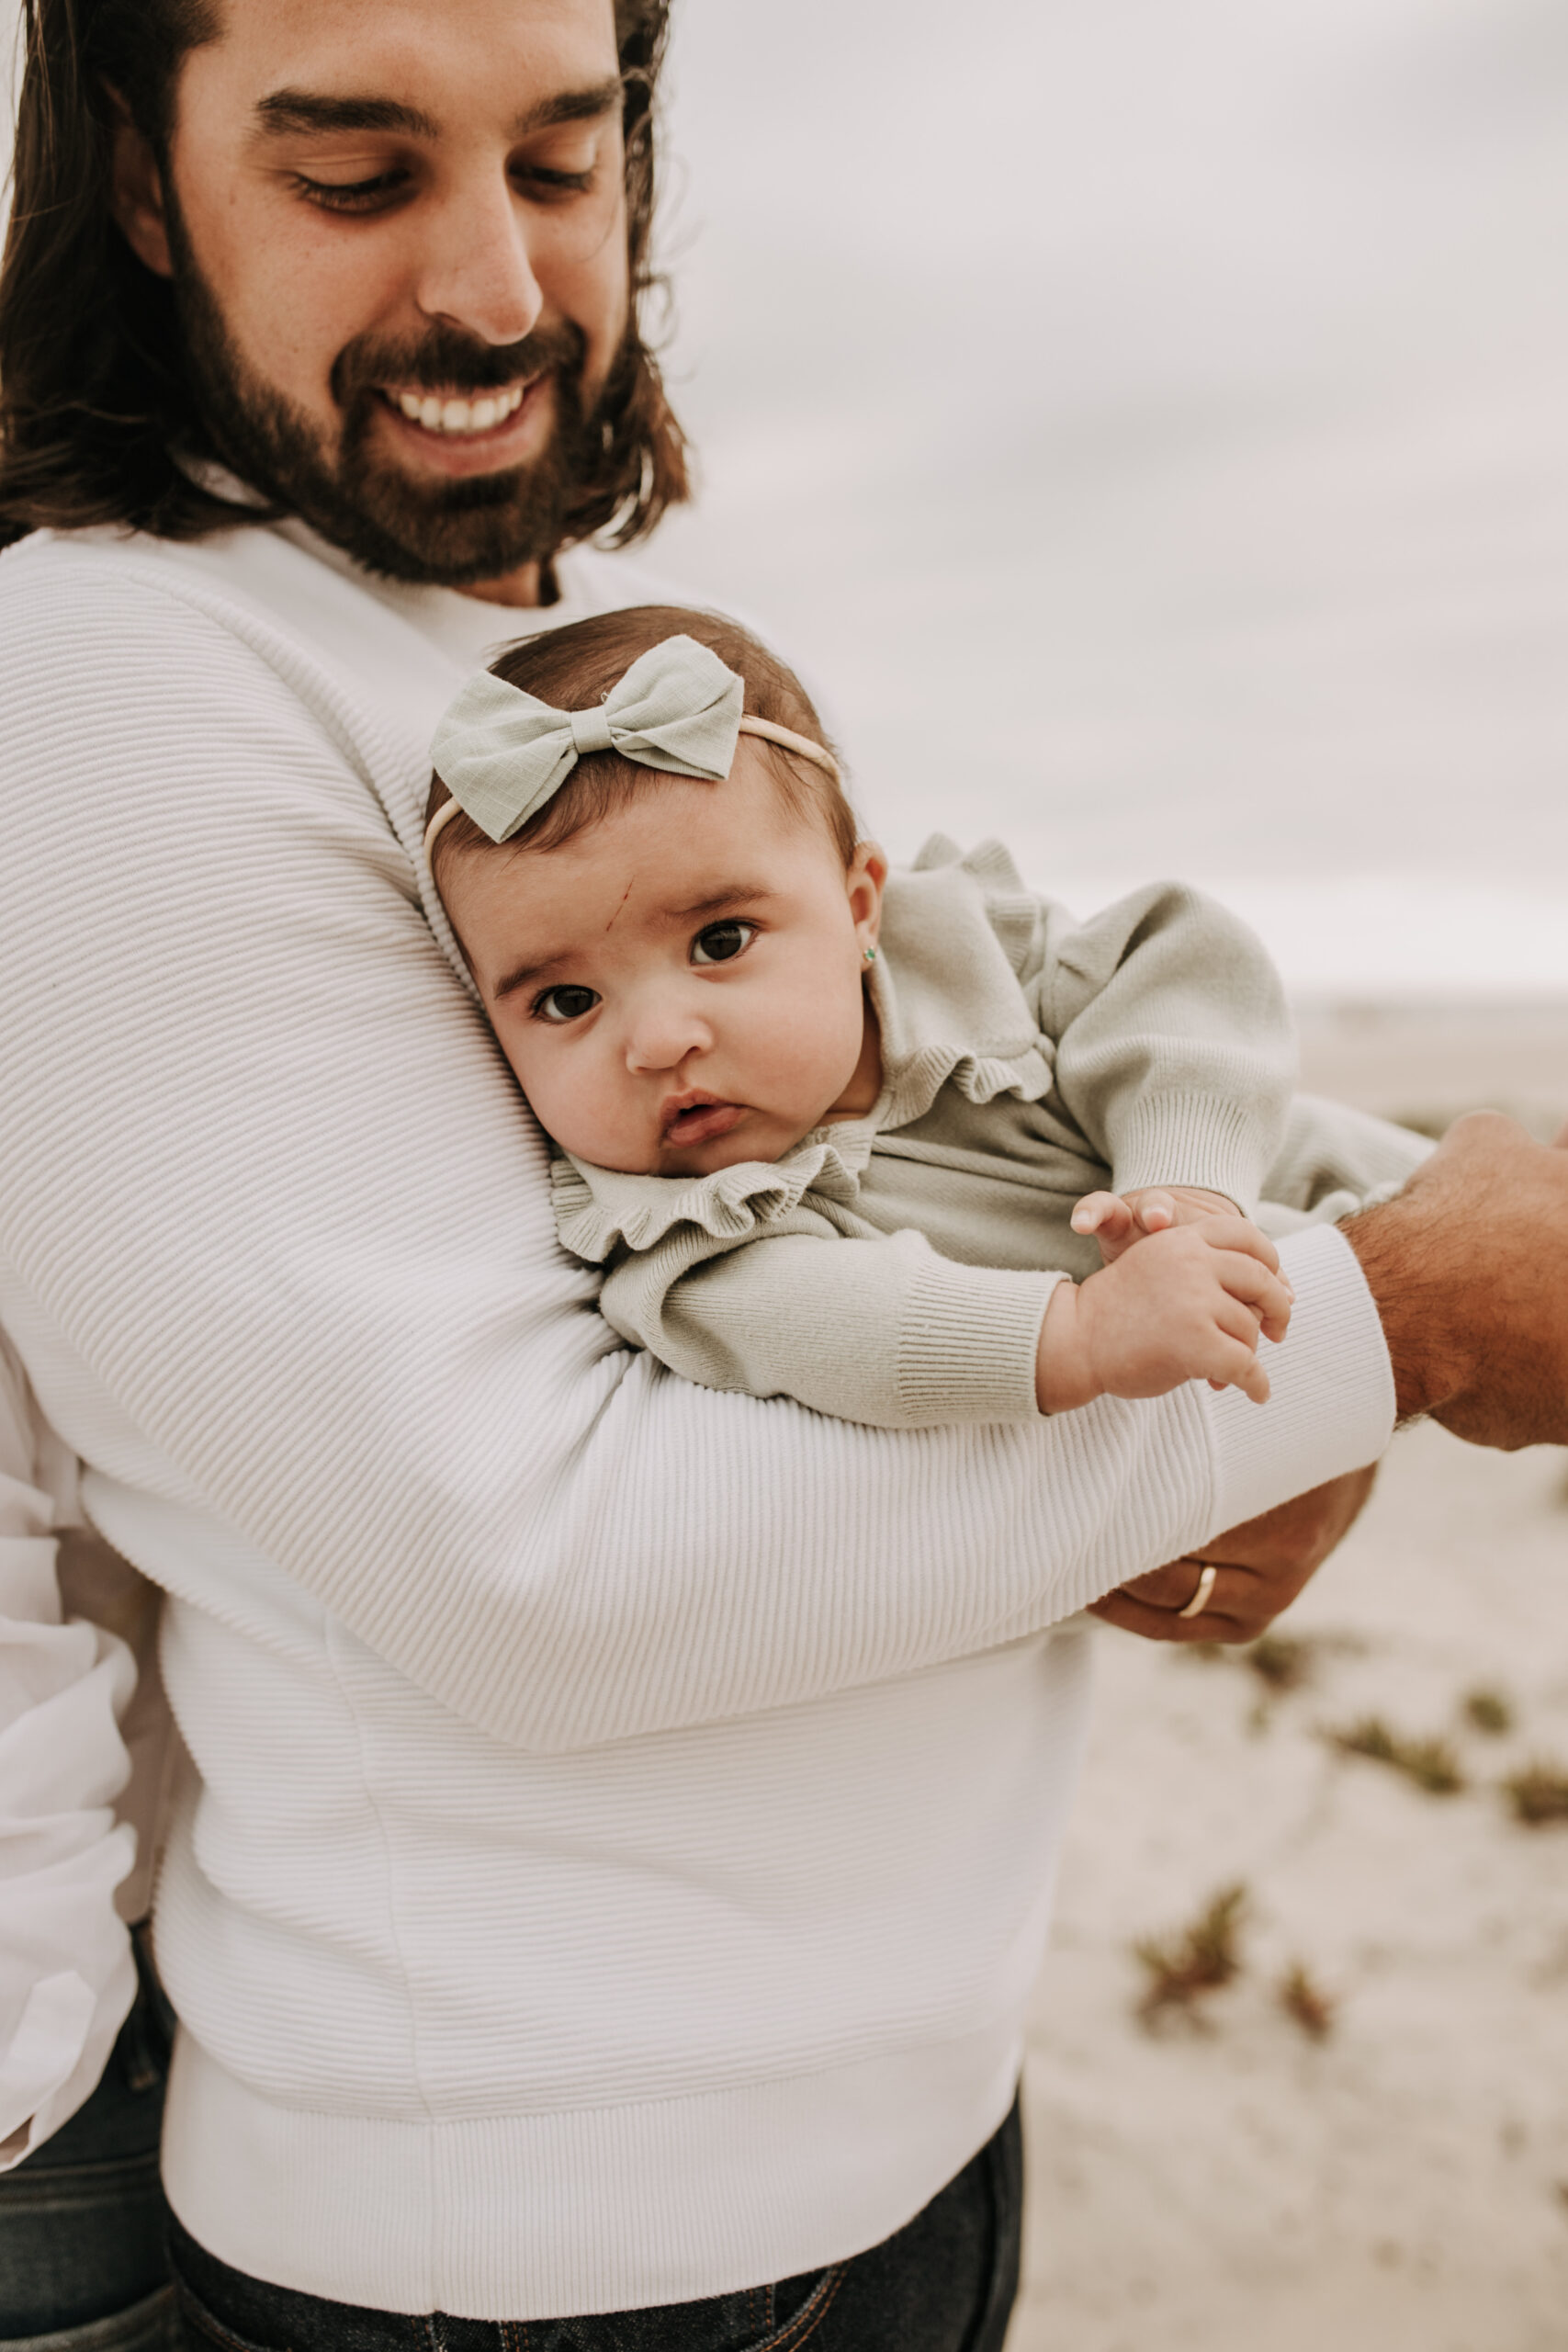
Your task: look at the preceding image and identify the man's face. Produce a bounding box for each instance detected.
[143,0,629,593]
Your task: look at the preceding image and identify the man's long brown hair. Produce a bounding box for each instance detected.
[0,0,689,549]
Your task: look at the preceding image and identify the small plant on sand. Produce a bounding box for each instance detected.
[1503,1761,1568,1827]
[1278,1961,1335,2041]
[1325,1715,1465,1796]
[1245,1634,1315,1695]
[1462,1687,1514,1737]
[1133,1883,1247,2029]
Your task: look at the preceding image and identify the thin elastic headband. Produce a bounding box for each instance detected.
[423,633,841,872]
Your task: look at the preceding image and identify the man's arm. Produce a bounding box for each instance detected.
[0,548,1401,1753]
[1092,1112,1568,1643]
[1089,1464,1380,1643]
[1347,1111,1568,1445]
[0,1336,137,2165]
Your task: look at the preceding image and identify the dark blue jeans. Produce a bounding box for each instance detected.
[169,2097,1022,2352]
[0,1934,175,2352]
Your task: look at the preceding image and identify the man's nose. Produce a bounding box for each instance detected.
[414,172,545,349]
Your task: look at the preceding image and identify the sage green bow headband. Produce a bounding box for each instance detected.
[424,631,840,866]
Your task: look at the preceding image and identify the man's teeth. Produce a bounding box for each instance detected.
[392,384,528,435]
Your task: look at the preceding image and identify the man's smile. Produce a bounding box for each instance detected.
[386,381,531,436]
[372,373,554,472]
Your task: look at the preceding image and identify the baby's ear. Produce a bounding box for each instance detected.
[847,840,888,943]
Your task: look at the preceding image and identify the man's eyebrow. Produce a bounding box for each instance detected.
[252,76,623,142]
[253,91,439,139]
[512,77,624,135]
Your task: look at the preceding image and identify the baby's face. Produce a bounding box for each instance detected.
[444,743,886,1176]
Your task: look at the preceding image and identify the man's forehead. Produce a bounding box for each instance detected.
[204,0,621,119]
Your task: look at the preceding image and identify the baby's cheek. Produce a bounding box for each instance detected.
[771,1004,860,1108]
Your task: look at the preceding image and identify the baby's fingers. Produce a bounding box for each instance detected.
[1073,1193,1141,1261]
[1202,1314,1273,1404]
[1072,1191,1131,1238]
[1132,1191,1178,1234]
[1212,1250,1293,1343]
[1194,1214,1286,1278]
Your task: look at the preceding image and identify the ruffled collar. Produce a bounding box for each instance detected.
[554,835,1055,1261]
[552,1125,880,1261]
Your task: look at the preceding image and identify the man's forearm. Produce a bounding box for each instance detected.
[1343,1111,1568,1449]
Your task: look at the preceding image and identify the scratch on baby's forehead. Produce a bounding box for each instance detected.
[604,881,636,933]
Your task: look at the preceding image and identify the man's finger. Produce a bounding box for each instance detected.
[1113,1559,1213,1609]
[1088,1569,1259,1644]
[1111,1557,1255,1611]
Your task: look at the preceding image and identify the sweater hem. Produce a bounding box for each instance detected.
[161,2018,1024,2319]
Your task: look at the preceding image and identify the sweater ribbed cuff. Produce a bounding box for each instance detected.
[1201,1222,1394,1533]
[897,1255,1061,1423]
[1111,1092,1272,1213]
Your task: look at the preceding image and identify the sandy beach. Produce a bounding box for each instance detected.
[1010,1012,1568,2351]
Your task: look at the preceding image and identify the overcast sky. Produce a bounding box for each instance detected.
[655,2,1568,943]
[6,1,1565,989]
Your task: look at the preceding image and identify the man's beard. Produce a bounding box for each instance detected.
[164,204,604,587]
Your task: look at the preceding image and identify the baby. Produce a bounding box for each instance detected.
[423,605,1305,1429]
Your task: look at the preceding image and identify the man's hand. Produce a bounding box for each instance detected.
[1347,1111,1568,1448]
[1088,1464,1380,1644]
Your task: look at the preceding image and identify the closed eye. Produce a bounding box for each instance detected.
[690,921,758,967]
[532,983,601,1024]
[291,169,412,212]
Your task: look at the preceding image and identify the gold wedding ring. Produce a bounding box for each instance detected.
[1177,1560,1218,1620]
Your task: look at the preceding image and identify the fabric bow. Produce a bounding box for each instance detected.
[430,633,746,844]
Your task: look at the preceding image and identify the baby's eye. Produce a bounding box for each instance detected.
[532,984,600,1024]
[690,921,758,967]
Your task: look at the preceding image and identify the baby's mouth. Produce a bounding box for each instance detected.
[661,1094,745,1149]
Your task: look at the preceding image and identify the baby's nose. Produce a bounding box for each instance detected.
[625,1004,710,1072]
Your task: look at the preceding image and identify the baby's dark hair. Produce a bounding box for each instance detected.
[425,605,856,893]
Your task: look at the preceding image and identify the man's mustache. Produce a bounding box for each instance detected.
[330,319,587,409]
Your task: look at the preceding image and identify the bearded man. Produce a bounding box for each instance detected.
[0,5,1564,2351]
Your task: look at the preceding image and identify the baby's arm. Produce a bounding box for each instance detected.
[1033,880,1296,1216]
[578,1184,1289,1426]
[563,1165,1064,1430]
[1037,1212,1295,1412]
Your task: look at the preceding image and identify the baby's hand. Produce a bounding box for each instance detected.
[1072,1185,1237,1264]
[1037,1215,1294,1414]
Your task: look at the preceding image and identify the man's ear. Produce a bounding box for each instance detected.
[107,93,175,277]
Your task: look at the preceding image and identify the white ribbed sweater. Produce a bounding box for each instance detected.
[0,519,1395,2317]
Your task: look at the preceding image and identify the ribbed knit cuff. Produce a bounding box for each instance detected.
[1201,1222,1394,1534]
[1111,1092,1270,1212]
[896,1255,1062,1423]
